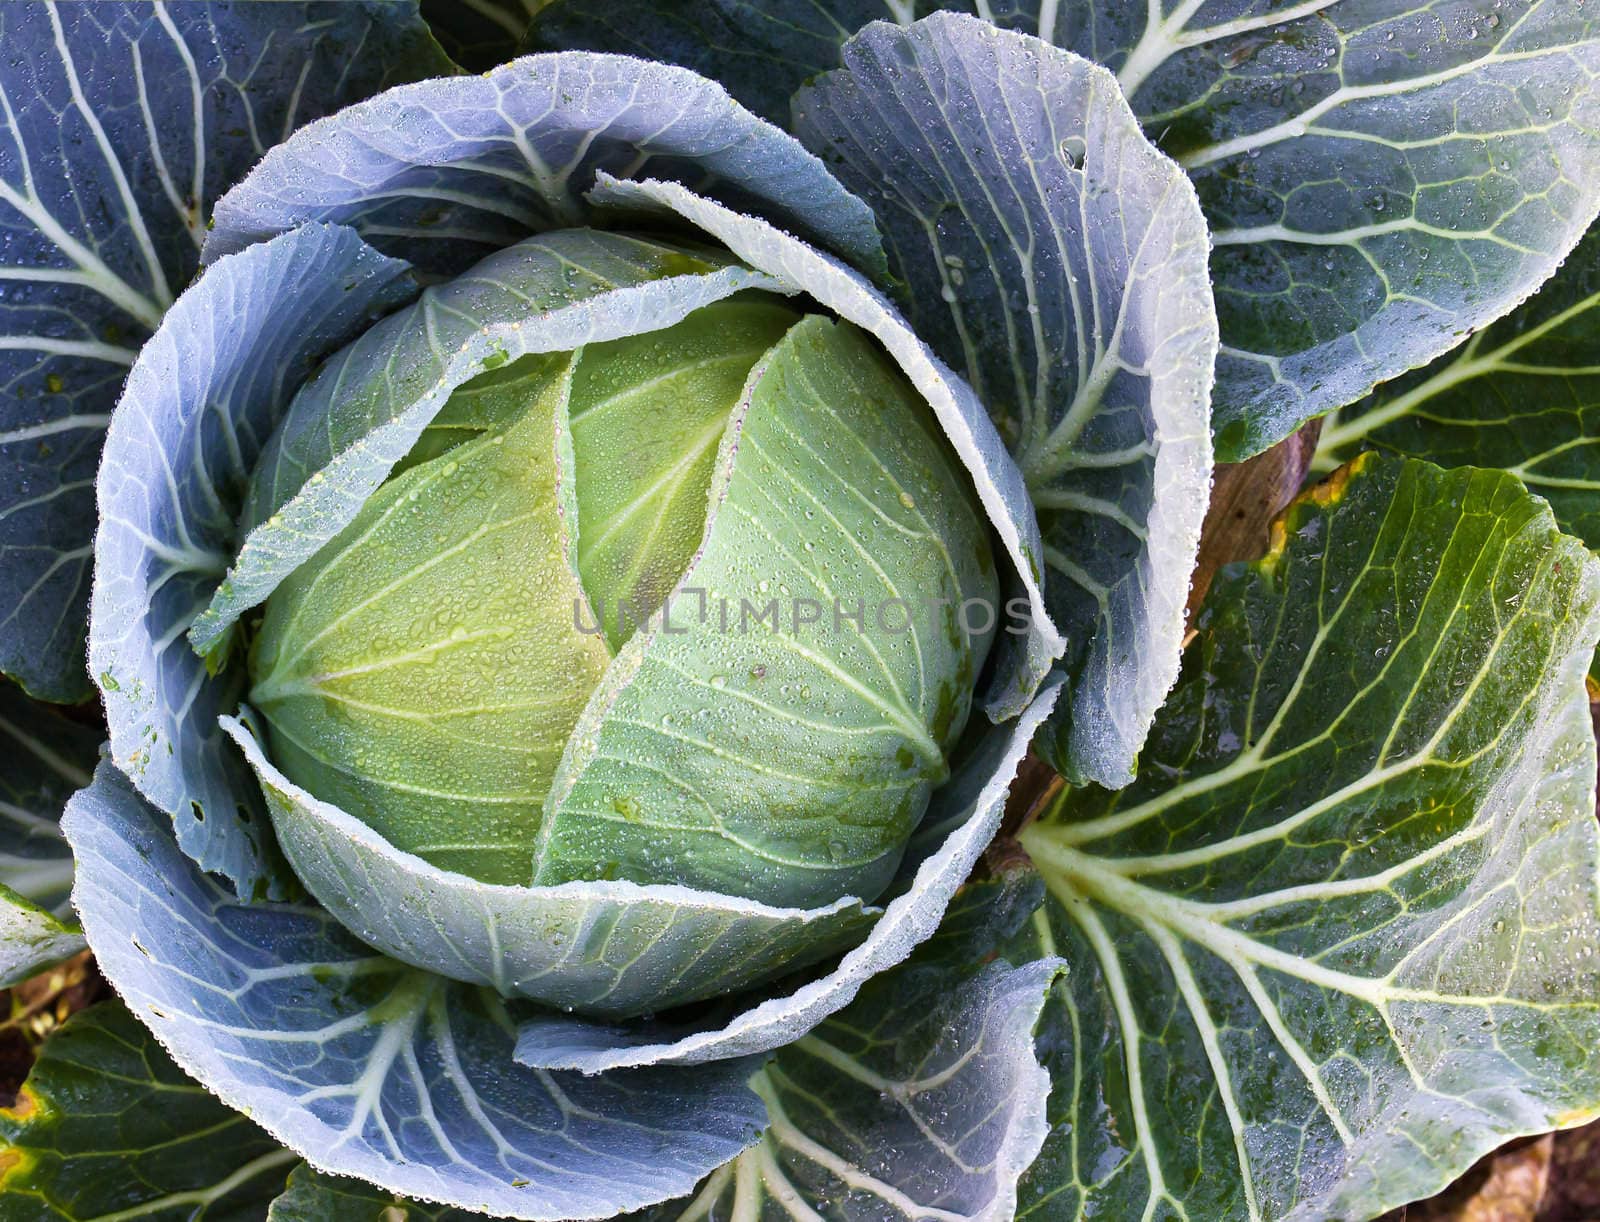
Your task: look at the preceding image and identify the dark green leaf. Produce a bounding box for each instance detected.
[422,0,551,71]
[1099,0,1600,460]
[525,0,903,121]
[1316,221,1600,652]
[268,1163,475,1222]
[1010,454,1600,1219]
[0,682,99,986]
[0,1000,291,1221]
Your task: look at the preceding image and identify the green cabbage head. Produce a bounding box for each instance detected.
[245,235,997,907]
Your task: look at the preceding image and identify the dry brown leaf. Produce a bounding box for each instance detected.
[1538,1116,1600,1220]
[1381,1136,1554,1222]
[1185,419,1322,628]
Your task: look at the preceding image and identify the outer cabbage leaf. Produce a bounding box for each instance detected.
[223,714,870,1018]
[1007,454,1600,1220]
[0,682,99,987]
[269,1162,477,1221]
[202,51,885,283]
[0,999,293,1220]
[1106,0,1600,459]
[91,223,417,898]
[531,0,1600,461]
[62,764,768,1222]
[793,14,1215,787]
[0,0,451,702]
[588,174,1063,716]
[637,877,1061,1222]
[511,675,1061,1069]
[1315,220,1600,583]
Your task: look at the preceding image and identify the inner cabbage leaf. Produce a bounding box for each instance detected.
[571,297,802,646]
[536,314,998,907]
[248,353,612,885]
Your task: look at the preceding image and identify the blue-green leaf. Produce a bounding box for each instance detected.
[0,0,451,702]
[0,681,98,987]
[793,14,1216,787]
[637,877,1062,1221]
[531,0,1600,461]
[1009,454,1600,1220]
[0,999,293,1221]
[91,222,418,898]
[62,763,768,1221]
[203,51,885,282]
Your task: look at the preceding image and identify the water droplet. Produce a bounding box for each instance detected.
[1220,40,1258,68]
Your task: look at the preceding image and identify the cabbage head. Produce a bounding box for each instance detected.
[246,262,998,911]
